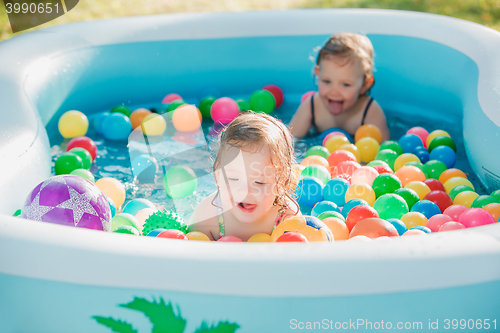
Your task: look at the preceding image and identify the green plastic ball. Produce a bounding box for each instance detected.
[249,89,275,114]
[69,147,92,169]
[300,165,331,185]
[142,209,187,236]
[236,99,250,111]
[491,189,500,202]
[379,141,403,155]
[199,96,216,118]
[394,188,420,210]
[449,185,474,201]
[375,149,398,171]
[406,161,425,173]
[424,160,448,179]
[111,213,141,232]
[372,173,402,198]
[428,135,456,153]
[317,210,345,222]
[55,152,83,175]
[305,146,330,159]
[367,160,391,168]
[70,168,95,183]
[111,105,131,117]
[373,193,409,220]
[166,100,186,119]
[163,165,197,199]
[113,225,140,235]
[471,195,498,208]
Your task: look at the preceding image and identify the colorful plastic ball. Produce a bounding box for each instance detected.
[131,154,157,182]
[426,214,454,232]
[332,161,361,179]
[305,146,330,160]
[448,185,475,201]
[271,215,333,242]
[247,233,272,242]
[68,147,92,170]
[443,177,475,194]
[373,193,409,220]
[166,100,187,117]
[327,149,357,170]
[135,207,158,230]
[402,229,426,236]
[296,177,324,207]
[162,93,182,104]
[300,155,330,170]
[102,113,132,141]
[130,108,152,129]
[453,191,479,208]
[339,144,360,162]
[301,91,315,103]
[301,165,331,185]
[157,229,188,240]
[20,175,112,231]
[439,221,466,232]
[395,165,426,186]
[58,110,89,138]
[323,178,350,206]
[401,212,428,229]
[443,204,468,221]
[275,232,308,242]
[428,135,456,153]
[311,201,340,217]
[70,168,95,183]
[471,195,497,209]
[106,196,116,217]
[372,173,402,198]
[426,129,450,147]
[372,164,394,175]
[110,105,131,117]
[92,111,110,135]
[199,96,216,118]
[355,137,380,163]
[458,208,496,228]
[386,218,407,236]
[413,147,430,163]
[323,131,348,147]
[423,178,445,192]
[375,149,398,171]
[55,152,83,175]
[67,136,97,161]
[405,181,431,200]
[350,166,378,187]
[411,199,441,219]
[429,145,456,168]
[491,190,500,202]
[184,231,210,241]
[263,84,284,108]
[321,217,349,240]
[423,160,448,180]
[147,228,167,237]
[345,205,379,232]
[211,97,240,124]
[217,236,243,242]
[235,99,250,112]
[483,203,500,222]
[379,141,403,155]
[141,113,167,136]
[394,188,420,210]
[393,153,420,171]
[407,127,429,148]
[347,235,373,242]
[406,161,425,173]
[111,213,140,232]
[398,134,423,154]
[122,198,156,217]
[410,225,432,233]
[325,135,350,153]
[439,168,467,185]
[349,218,398,239]
[345,183,376,206]
[163,165,197,199]
[249,89,275,114]
[355,124,382,144]
[317,210,345,222]
[113,225,140,235]
[424,190,453,213]
[172,105,202,132]
[342,199,369,219]
[95,177,126,208]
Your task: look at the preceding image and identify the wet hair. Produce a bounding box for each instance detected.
[317,32,375,79]
[213,111,297,209]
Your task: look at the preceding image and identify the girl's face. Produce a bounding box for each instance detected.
[216,146,279,224]
[316,57,370,116]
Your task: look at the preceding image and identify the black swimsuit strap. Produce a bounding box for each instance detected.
[310,95,320,135]
[361,96,374,126]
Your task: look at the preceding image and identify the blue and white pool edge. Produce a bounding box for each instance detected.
[1,9,500,332]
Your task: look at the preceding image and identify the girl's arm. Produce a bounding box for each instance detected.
[187,194,219,241]
[289,97,313,139]
[364,100,390,142]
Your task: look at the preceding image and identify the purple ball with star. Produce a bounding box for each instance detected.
[21,175,111,231]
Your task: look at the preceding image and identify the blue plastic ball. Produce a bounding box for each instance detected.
[122,198,157,216]
[299,205,312,216]
[387,218,408,236]
[106,195,116,217]
[411,199,441,219]
[146,228,167,237]
[342,199,369,218]
[410,225,433,233]
[92,111,110,135]
[323,178,350,207]
[413,146,430,163]
[398,134,424,154]
[311,201,340,217]
[131,154,157,181]
[102,113,132,141]
[429,145,456,168]
[295,177,325,208]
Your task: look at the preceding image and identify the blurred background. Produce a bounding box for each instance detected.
[1,0,499,42]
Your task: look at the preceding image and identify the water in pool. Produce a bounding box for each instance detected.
[48,98,486,222]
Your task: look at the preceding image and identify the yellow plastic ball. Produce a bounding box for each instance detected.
[355,124,382,144]
[345,183,376,206]
[95,177,126,208]
[426,130,450,148]
[325,135,350,153]
[443,177,475,194]
[247,233,273,242]
[355,137,380,163]
[401,212,428,229]
[271,216,333,242]
[58,110,88,138]
[453,191,479,208]
[394,153,421,171]
[186,231,211,241]
[405,181,431,200]
[339,144,361,163]
[141,113,167,136]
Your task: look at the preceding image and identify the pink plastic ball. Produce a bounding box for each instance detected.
[218,235,243,242]
[322,131,347,147]
[162,93,182,104]
[443,204,468,221]
[458,208,496,228]
[426,214,453,232]
[439,221,466,232]
[301,91,315,103]
[407,127,429,148]
[402,229,427,236]
[210,97,240,125]
[276,231,309,242]
[351,166,379,186]
[157,229,188,240]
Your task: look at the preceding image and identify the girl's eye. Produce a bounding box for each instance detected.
[322,80,330,84]
[228,178,239,181]
[255,181,266,185]
[343,83,351,87]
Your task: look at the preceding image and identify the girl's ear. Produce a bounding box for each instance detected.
[314,66,320,76]
[361,76,375,94]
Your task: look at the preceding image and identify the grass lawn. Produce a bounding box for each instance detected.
[1,0,499,41]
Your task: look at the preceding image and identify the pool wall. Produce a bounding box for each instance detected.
[1,9,500,332]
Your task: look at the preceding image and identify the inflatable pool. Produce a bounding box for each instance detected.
[1,9,500,333]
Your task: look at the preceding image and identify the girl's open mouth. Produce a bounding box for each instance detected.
[237,202,257,213]
[328,99,343,115]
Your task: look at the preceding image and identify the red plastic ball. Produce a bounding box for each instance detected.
[373,164,393,174]
[458,208,496,228]
[439,221,466,232]
[331,161,360,178]
[443,204,468,221]
[426,214,453,232]
[423,178,446,192]
[263,84,284,108]
[327,150,357,170]
[157,229,188,240]
[276,231,309,243]
[423,190,453,213]
[67,136,97,161]
[346,205,379,232]
[349,217,398,239]
[218,235,243,242]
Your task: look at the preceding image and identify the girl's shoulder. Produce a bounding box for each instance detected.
[188,192,220,239]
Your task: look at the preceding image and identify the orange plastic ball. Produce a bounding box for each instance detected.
[327,150,357,170]
[332,161,361,179]
[300,155,330,170]
[349,218,399,239]
[355,137,380,163]
[339,144,361,163]
[355,124,382,144]
[439,169,468,186]
[395,165,426,186]
[345,183,376,206]
[483,203,500,222]
[325,135,350,153]
[129,108,152,129]
[95,177,126,208]
[247,233,273,242]
[453,191,479,208]
[401,212,428,229]
[186,231,211,241]
[405,181,431,200]
[172,105,202,132]
[321,217,349,241]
